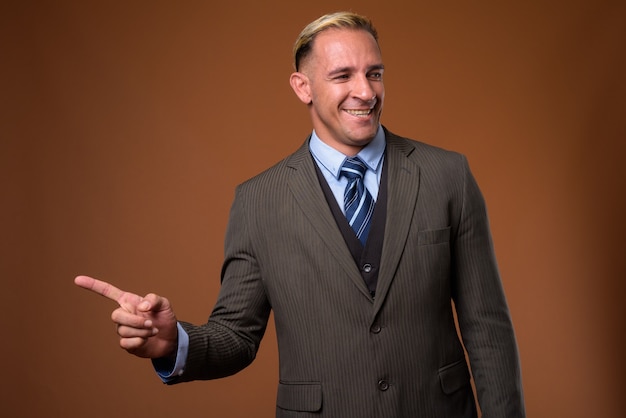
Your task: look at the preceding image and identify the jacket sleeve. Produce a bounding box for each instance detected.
[451,156,526,417]
[166,185,272,383]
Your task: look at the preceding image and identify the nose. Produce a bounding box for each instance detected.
[353,74,376,102]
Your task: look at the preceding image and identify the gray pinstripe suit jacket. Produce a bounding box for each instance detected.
[174,129,525,417]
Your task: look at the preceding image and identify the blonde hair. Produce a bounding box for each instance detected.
[293,11,379,71]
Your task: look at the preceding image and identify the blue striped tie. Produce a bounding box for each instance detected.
[341,157,375,246]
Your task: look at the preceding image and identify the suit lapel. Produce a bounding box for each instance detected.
[286,141,371,299]
[374,133,420,312]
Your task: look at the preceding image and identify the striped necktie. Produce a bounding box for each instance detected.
[341,157,375,246]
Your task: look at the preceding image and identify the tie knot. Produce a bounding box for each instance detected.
[341,157,367,180]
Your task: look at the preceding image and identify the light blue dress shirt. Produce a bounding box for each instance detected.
[309,125,385,206]
[154,126,386,381]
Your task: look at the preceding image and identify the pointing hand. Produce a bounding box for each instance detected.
[74,275,178,359]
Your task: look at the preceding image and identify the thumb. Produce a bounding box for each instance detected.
[137,299,151,312]
[139,293,168,313]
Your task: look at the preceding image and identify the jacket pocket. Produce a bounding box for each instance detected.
[418,226,451,246]
[438,359,471,395]
[276,381,322,412]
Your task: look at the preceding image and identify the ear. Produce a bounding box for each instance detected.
[289,72,312,104]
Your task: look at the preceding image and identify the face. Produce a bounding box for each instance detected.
[290,28,385,155]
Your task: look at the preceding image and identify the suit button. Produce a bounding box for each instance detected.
[370,324,381,334]
[362,263,372,273]
[378,379,389,391]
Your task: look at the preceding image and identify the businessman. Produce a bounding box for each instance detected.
[76,11,525,417]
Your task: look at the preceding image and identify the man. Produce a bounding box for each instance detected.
[75,11,525,417]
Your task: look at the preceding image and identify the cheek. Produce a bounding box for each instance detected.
[314,95,337,114]
[310,84,349,114]
[375,85,385,98]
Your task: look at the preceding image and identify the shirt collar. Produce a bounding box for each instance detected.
[309,125,386,180]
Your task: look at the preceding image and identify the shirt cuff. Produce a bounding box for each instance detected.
[152,322,189,382]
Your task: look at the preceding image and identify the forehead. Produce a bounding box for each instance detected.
[309,28,382,68]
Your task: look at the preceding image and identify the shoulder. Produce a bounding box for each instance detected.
[384,127,468,173]
[235,139,311,194]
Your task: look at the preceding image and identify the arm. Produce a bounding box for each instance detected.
[166,185,272,383]
[74,187,271,383]
[451,157,525,417]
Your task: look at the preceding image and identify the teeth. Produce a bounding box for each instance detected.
[345,109,372,117]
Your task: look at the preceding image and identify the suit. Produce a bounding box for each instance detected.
[173,128,525,417]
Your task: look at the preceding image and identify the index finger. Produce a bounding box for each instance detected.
[74,275,126,303]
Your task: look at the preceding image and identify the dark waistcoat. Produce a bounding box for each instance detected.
[313,156,388,297]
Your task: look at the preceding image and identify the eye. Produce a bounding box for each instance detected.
[368,71,383,80]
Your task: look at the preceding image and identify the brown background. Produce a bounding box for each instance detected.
[2,0,625,417]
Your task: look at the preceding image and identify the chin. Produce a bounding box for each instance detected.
[349,127,378,143]
[348,136,376,148]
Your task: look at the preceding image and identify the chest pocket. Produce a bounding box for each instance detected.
[418,226,451,246]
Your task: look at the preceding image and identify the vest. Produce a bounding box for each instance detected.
[313,155,388,297]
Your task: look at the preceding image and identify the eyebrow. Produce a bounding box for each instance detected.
[327,63,385,77]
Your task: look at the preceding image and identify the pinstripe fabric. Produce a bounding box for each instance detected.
[174,128,525,418]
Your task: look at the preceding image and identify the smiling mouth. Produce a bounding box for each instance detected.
[344,109,373,117]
